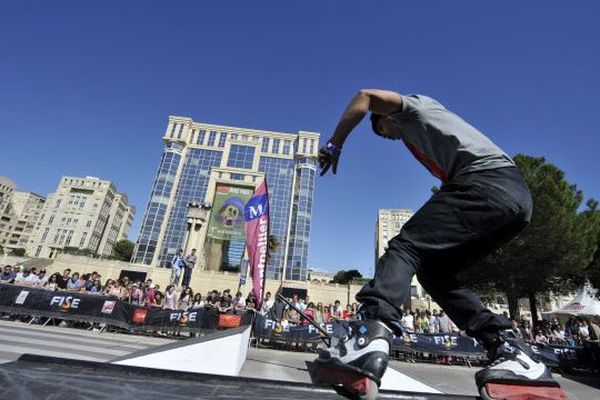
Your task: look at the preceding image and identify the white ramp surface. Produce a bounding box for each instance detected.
[111,326,251,376]
[380,366,442,393]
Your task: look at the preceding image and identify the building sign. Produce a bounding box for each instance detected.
[207,184,253,240]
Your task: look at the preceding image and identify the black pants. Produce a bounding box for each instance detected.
[182,267,193,288]
[356,167,532,347]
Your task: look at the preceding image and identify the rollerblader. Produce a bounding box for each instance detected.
[316,89,567,399]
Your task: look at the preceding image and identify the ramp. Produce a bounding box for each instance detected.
[0,354,480,399]
[111,325,251,376]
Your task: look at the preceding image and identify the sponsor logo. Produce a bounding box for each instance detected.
[567,302,584,311]
[101,301,116,315]
[50,295,81,311]
[15,290,29,305]
[132,308,147,324]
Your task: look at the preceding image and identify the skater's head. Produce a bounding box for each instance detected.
[370,113,401,140]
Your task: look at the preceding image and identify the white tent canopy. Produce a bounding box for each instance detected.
[553,283,600,317]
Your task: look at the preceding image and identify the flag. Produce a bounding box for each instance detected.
[244,179,269,308]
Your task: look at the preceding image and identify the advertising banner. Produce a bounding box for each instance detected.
[208,184,253,240]
[244,179,269,308]
[0,284,249,333]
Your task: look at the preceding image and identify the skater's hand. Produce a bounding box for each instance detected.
[318,140,342,176]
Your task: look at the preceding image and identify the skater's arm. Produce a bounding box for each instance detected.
[329,89,403,147]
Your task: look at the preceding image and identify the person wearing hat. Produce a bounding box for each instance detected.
[317,89,557,395]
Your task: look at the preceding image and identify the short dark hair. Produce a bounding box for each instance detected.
[370,113,383,134]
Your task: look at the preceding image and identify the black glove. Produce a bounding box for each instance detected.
[318,141,342,176]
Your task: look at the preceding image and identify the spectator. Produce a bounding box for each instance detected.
[586,318,600,341]
[144,284,157,306]
[566,316,579,337]
[578,318,590,340]
[178,287,193,311]
[269,295,286,322]
[192,293,205,309]
[260,291,274,315]
[314,303,324,324]
[56,268,71,289]
[23,267,40,286]
[304,302,316,325]
[14,267,31,285]
[509,319,523,338]
[89,279,102,293]
[332,300,343,319]
[245,292,256,312]
[36,269,49,288]
[219,292,233,314]
[153,291,165,308]
[287,307,301,325]
[342,303,353,320]
[416,310,430,333]
[429,310,440,334]
[13,266,23,282]
[535,329,549,344]
[181,248,197,288]
[232,291,246,312]
[43,274,59,291]
[170,249,185,286]
[164,285,177,310]
[129,282,144,305]
[401,309,415,332]
[551,323,566,344]
[0,265,16,283]
[207,290,220,308]
[78,273,90,292]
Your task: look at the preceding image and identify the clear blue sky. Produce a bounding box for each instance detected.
[2,2,599,277]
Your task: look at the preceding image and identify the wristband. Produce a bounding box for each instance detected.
[326,141,342,157]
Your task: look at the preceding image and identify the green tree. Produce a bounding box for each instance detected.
[112,239,135,261]
[331,269,363,284]
[463,155,599,327]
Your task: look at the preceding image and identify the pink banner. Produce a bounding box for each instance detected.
[244,180,269,308]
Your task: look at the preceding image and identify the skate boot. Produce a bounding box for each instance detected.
[476,333,568,400]
[312,319,393,400]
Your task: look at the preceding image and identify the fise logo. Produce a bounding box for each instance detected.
[50,295,81,312]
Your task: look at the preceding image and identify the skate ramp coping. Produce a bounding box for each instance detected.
[110,325,251,376]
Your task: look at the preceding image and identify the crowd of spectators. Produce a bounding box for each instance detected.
[3,264,600,347]
[508,314,600,347]
[0,264,257,314]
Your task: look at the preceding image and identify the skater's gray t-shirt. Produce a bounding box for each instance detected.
[390,94,514,183]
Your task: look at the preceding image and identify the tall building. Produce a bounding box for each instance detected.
[375,209,425,299]
[27,176,135,258]
[133,116,319,281]
[0,176,46,253]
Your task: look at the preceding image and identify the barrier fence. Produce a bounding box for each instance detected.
[0,284,252,332]
[1,284,595,370]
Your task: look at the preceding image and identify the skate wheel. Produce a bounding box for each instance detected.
[479,383,569,400]
[355,377,378,400]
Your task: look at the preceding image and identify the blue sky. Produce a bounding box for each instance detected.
[2,1,599,277]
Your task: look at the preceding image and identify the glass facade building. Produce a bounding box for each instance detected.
[133,116,319,281]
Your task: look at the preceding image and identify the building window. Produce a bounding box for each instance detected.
[283,140,291,154]
[230,133,238,140]
[309,139,315,154]
[227,145,255,169]
[272,138,280,154]
[170,123,178,136]
[48,215,54,225]
[197,129,206,145]
[207,131,217,146]
[41,228,49,243]
[80,232,88,247]
[302,138,307,153]
[230,173,244,180]
[241,134,248,141]
[218,132,227,148]
[261,138,270,153]
[177,124,184,139]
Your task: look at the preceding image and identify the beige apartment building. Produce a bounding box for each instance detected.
[375,208,426,302]
[27,176,135,258]
[0,176,46,253]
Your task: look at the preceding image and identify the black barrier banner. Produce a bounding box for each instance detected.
[252,313,347,342]
[0,284,249,332]
[252,314,586,368]
[393,332,486,358]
